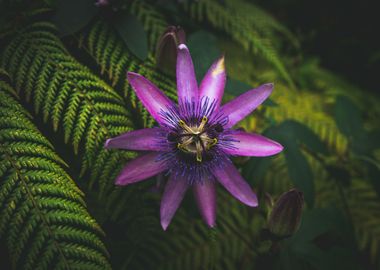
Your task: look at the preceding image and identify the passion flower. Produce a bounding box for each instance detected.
[105,44,283,230]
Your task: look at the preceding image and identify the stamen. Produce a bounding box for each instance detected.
[177,137,193,150]
[196,141,202,162]
[206,138,218,149]
[198,116,208,131]
[178,120,195,133]
[176,115,219,162]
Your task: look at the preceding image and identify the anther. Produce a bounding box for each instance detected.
[177,137,193,151]
[178,119,194,133]
[198,115,208,131]
[206,138,218,149]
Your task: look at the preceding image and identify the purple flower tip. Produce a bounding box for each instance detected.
[178,44,187,50]
[273,141,284,153]
[126,71,139,81]
[161,220,170,231]
[206,220,216,228]
[104,138,112,149]
[263,83,274,93]
[247,198,259,207]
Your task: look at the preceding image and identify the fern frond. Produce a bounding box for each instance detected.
[1,22,135,209]
[297,61,380,128]
[120,189,263,270]
[80,20,177,128]
[318,177,380,264]
[0,77,111,270]
[183,0,295,87]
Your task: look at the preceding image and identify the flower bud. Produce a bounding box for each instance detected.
[155,26,186,75]
[267,189,304,239]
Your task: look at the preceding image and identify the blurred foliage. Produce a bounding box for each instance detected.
[0,0,379,269]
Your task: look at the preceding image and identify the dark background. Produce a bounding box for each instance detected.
[256,0,379,95]
[0,0,378,269]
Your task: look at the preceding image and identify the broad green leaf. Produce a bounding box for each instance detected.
[284,141,315,206]
[226,78,278,107]
[225,78,252,96]
[334,96,373,155]
[187,30,220,82]
[242,156,273,185]
[264,120,324,206]
[276,208,361,270]
[334,95,362,139]
[53,0,98,36]
[114,14,148,61]
[279,120,328,155]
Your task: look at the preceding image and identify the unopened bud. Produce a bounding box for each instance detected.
[156,26,186,75]
[267,189,304,239]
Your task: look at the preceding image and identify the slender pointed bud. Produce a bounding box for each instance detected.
[267,189,304,239]
[156,26,186,75]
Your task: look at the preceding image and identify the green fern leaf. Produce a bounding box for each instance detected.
[0,76,111,270]
[80,20,178,128]
[1,22,135,216]
[183,0,295,88]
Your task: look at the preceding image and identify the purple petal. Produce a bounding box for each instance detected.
[105,128,169,151]
[115,152,167,185]
[199,56,226,109]
[127,72,175,125]
[176,44,198,105]
[193,179,217,227]
[161,174,189,230]
[224,130,283,157]
[219,83,273,128]
[212,159,258,207]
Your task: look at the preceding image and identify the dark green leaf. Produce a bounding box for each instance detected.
[279,208,362,270]
[334,95,362,138]
[283,120,328,155]
[334,96,373,155]
[187,30,220,82]
[326,165,351,187]
[284,142,315,207]
[264,121,322,206]
[242,156,273,185]
[53,0,98,36]
[225,78,278,107]
[225,78,252,96]
[226,78,278,106]
[114,14,148,60]
[263,98,278,107]
[368,129,380,149]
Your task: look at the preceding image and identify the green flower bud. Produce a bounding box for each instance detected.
[267,189,304,239]
[155,26,186,75]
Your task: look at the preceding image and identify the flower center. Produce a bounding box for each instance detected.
[176,116,218,162]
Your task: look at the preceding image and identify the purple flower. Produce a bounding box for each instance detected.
[105,44,283,230]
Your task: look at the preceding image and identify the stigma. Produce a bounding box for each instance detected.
[174,116,219,162]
